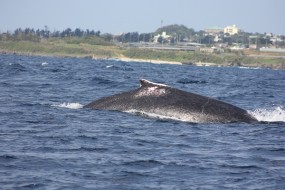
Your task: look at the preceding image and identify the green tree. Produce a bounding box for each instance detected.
[155,24,195,41]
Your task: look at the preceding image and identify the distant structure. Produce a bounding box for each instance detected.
[204,26,223,35]
[153,32,172,43]
[224,24,241,35]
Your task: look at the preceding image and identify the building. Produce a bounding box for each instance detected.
[153,32,172,43]
[205,27,223,35]
[224,24,241,35]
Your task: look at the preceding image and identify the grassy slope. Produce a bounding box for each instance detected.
[0,39,120,58]
[123,48,285,67]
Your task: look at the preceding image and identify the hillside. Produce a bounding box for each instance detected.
[155,24,195,39]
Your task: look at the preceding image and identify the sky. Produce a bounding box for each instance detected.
[0,0,284,35]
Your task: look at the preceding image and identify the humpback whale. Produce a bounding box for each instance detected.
[84,79,257,123]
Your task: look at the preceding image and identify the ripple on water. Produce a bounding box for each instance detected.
[0,54,284,189]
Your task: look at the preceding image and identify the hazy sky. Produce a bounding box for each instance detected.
[1,0,284,35]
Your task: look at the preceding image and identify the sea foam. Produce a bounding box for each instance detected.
[250,106,285,122]
[52,102,83,109]
[41,62,49,66]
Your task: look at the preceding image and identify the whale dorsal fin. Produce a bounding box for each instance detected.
[139,79,168,88]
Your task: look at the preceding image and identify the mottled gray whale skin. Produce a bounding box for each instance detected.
[84,79,257,123]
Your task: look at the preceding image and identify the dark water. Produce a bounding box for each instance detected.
[0,54,285,190]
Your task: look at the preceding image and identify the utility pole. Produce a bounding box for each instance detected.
[256,36,258,49]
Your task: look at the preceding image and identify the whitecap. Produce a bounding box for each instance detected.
[249,106,285,122]
[41,62,49,66]
[238,66,261,70]
[52,102,83,109]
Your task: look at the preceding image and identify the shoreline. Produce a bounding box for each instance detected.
[96,56,183,65]
[1,50,285,70]
[93,56,285,70]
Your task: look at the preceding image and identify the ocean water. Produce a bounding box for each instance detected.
[0,54,284,190]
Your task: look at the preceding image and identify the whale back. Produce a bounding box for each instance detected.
[84,79,257,123]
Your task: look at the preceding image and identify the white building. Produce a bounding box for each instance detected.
[224,24,241,35]
[153,32,172,43]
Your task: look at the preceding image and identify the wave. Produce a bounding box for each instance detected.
[250,106,285,122]
[238,66,261,70]
[90,76,114,85]
[41,62,49,66]
[176,78,207,84]
[6,63,27,73]
[106,65,113,68]
[52,102,83,109]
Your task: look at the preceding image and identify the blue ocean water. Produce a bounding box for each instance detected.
[0,54,285,189]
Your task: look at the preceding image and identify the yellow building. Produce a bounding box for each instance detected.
[224,24,241,35]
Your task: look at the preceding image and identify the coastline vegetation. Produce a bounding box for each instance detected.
[0,26,285,69]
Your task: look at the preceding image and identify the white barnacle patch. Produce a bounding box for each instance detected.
[135,86,166,97]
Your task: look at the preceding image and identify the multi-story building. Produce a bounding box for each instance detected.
[205,27,223,35]
[224,24,241,35]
